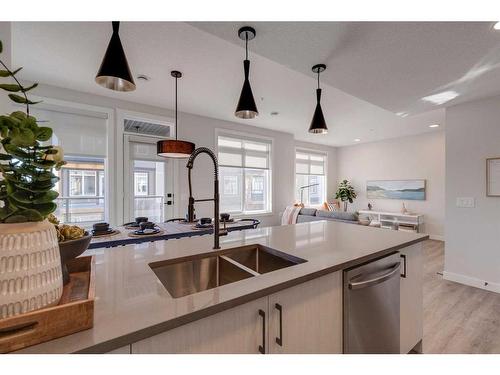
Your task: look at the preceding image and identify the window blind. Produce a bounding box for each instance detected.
[218,134,271,170]
[295,149,326,175]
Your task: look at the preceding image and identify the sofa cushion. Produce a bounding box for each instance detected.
[299,207,317,216]
[316,210,358,222]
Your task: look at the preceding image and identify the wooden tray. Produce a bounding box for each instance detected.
[0,256,95,353]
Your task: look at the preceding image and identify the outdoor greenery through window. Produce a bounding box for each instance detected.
[217,133,272,215]
[295,150,327,206]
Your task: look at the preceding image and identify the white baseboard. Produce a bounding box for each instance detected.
[443,271,500,294]
[428,234,444,241]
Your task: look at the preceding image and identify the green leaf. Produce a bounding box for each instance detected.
[0,84,22,92]
[32,202,56,216]
[32,190,58,204]
[0,206,15,221]
[36,127,52,141]
[10,190,34,204]
[3,143,30,159]
[5,209,44,222]
[32,159,56,169]
[23,83,38,92]
[8,93,40,105]
[21,209,44,222]
[0,67,22,78]
[10,111,27,121]
[11,127,35,147]
[5,214,28,223]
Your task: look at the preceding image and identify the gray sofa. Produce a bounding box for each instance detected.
[297,207,359,224]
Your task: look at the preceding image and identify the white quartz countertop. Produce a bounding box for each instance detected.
[15,221,428,353]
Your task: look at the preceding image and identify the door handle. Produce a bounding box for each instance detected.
[348,263,401,290]
[258,309,266,354]
[400,254,407,278]
[275,303,283,346]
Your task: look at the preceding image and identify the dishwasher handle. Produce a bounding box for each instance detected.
[348,263,401,290]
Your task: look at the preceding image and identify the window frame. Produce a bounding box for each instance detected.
[215,128,273,217]
[69,169,99,197]
[134,171,149,196]
[294,147,328,207]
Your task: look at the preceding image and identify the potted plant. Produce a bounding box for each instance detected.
[335,179,357,212]
[0,40,66,319]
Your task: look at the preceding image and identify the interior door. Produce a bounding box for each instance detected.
[123,134,175,224]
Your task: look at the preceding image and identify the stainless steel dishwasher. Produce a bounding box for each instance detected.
[343,252,401,354]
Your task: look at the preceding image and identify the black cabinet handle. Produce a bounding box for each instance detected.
[258,309,266,354]
[275,303,283,346]
[400,254,407,278]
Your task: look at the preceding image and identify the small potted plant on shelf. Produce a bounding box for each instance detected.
[335,179,357,212]
[0,39,67,319]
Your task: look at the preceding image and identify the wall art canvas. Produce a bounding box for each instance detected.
[366,180,426,200]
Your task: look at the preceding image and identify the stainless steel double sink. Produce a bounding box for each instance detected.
[149,244,307,298]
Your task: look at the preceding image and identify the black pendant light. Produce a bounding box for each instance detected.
[235,26,258,119]
[95,21,136,92]
[308,64,328,134]
[157,71,195,158]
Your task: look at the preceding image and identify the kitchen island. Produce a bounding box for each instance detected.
[15,221,428,354]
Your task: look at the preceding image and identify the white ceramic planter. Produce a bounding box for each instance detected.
[0,220,63,319]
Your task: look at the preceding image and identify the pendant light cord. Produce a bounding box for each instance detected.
[245,32,249,60]
[175,75,178,141]
[317,70,320,89]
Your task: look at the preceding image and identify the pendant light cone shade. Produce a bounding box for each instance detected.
[157,70,195,158]
[95,22,136,92]
[235,60,258,119]
[308,89,328,134]
[308,64,328,134]
[235,26,258,119]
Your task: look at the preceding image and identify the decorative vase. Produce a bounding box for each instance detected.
[0,220,63,319]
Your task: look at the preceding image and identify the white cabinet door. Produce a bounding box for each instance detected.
[268,272,343,354]
[400,243,423,353]
[131,297,268,354]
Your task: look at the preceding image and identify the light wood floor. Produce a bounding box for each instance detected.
[423,240,500,353]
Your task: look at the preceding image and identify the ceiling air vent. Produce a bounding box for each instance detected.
[124,119,171,137]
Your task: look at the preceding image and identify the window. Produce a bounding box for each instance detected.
[69,170,97,197]
[217,133,272,215]
[134,172,149,196]
[54,158,105,226]
[295,150,327,206]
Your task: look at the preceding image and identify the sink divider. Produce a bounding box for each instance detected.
[219,255,261,277]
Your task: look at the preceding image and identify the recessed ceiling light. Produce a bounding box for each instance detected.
[429,124,440,128]
[421,90,459,105]
[354,138,361,142]
[493,22,500,30]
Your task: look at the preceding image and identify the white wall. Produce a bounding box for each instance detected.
[336,131,445,239]
[444,94,500,292]
[30,83,337,227]
[0,22,12,115]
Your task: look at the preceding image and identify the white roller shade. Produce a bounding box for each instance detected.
[295,149,326,175]
[218,134,271,170]
[31,107,107,158]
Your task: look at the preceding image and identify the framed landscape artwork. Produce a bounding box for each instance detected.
[366,180,426,200]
